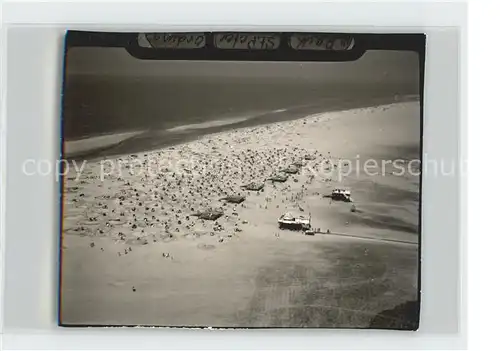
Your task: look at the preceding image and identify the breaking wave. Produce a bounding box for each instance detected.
[165,116,251,132]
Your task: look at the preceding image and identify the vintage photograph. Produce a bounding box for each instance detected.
[59,32,423,329]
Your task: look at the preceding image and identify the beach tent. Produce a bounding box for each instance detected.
[241,182,265,191]
[220,195,246,204]
[192,208,224,220]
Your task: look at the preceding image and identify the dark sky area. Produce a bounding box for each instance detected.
[66,47,419,85]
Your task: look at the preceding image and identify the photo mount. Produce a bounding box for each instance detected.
[64,31,426,62]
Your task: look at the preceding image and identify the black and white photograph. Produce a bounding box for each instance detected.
[59,32,424,329]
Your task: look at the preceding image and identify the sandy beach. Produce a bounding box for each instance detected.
[60,101,420,328]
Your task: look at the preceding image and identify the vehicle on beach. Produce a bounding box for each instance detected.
[324,188,352,202]
[278,212,312,231]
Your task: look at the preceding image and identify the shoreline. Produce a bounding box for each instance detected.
[64,95,419,161]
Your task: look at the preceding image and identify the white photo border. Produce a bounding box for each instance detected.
[1,1,467,350]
